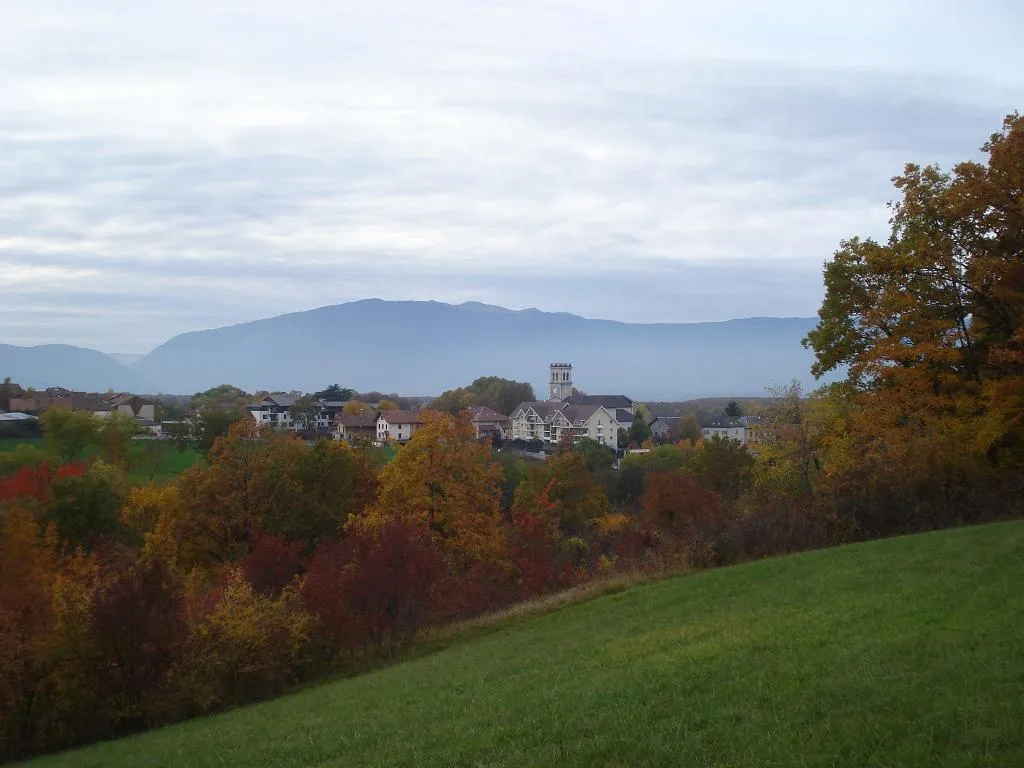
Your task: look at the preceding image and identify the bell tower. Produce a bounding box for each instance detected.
[549,362,573,402]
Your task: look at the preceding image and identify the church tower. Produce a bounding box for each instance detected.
[549,363,573,402]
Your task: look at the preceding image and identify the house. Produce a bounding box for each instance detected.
[249,394,299,430]
[109,393,157,421]
[248,394,332,432]
[376,410,426,443]
[701,416,766,446]
[334,412,378,444]
[509,401,622,450]
[649,415,683,442]
[9,388,105,415]
[468,406,510,441]
[93,394,156,422]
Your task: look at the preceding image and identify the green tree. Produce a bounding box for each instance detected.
[191,385,251,410]
[429,388,476,415]
[288,395,321,432]
[724,401,743,419]
[0,376,22,411]
[97,412,139,468]
[193,408,246,456]
[672,413,702,443]
[313,384,356,401]
[41,409,98,463]
[46,460,129,550]
[627,415,652,447]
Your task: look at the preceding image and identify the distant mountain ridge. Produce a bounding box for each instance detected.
[128,300,830,399]
[0,344,153,393]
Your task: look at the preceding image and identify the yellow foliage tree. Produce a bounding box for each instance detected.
[353,411,505,568]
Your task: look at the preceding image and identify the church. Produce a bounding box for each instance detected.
[508,363,636,450]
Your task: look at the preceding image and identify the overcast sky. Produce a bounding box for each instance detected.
[1,1,1021,353]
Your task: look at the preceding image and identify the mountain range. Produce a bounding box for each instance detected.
[2,300,831,400]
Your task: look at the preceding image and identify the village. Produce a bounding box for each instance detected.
[2,363,765,454]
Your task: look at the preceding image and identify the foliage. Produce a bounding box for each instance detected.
[96,412,139,468]
[190,385,250,410]
[34,522,1024,768]
[670,413,701,443]
[313,385,356,401]
[342,400,372,416]
[191,407,246,456]
[288,394,322,432]
[627,413,651,447]
[174,567,314,714]
[46,461,130,552]
[432,376,535,417]
[41,409,98,463]
[358,411,505,569]
[8,117,1024,757]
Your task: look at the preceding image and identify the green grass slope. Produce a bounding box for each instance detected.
[31,521,1024,768]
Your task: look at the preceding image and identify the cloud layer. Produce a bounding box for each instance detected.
[1,1,1021,352]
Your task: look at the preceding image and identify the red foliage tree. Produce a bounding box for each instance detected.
[0,461,86,507]
[642,471,735,567]
[304,518,444,652]
[241,530,304,596]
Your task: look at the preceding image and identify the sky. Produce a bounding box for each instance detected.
[1,1,1021,353]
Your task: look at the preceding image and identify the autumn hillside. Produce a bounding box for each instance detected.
[31,520,1024,768]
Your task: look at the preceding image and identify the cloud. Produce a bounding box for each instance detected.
[0,0,1021,351]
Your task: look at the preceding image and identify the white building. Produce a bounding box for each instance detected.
[701,416,766,446]
[248,394,332,432]
[509,401,623,450]
[376,410,425,443]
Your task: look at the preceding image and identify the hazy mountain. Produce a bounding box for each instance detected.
[133,300,832,399]
[108,352,146,366]
[0,344,154,393]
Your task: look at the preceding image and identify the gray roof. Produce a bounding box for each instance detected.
[565,394,633,410]
[252,394,299,408]
[468,406,510,422]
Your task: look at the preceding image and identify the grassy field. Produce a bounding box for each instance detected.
[29,521,1024,767]
[0,437,202,483]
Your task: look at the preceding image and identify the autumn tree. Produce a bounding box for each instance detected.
[190,384,250,410]
[671,413,701,443]
[46,461,129,552]
[41,408,97,463]
[174,567,314,714]
[0,509,59,759]
[517,450,611,537]
[429,388,475,415]
[191,407,246,456]
[96,412,138,468]
[642,471,733,567]
[432,377,534,417]
[342,400,372,416]
[627,414,652,447]
[355,411,505,569]
[802,112,1024,525]
[285,395,314,430]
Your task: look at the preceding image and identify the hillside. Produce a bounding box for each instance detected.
[0,344,153,394]
[35,521,1024,768]
[132,300,828,397]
